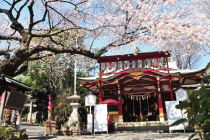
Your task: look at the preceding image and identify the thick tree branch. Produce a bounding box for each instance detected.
[28,53,53,61]
[31,28,77,38]
[13,61,28,77]
[0,35,21,41]
[0,51,9,56]
[28,36,134,60]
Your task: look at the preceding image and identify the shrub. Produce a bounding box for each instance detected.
[171,75,210,140]
[0,126,14,139]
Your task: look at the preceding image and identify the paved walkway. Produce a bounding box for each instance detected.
[20,123,199,140]
[28,132,199,140]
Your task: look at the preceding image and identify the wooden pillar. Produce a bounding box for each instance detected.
[132,96,135,116]
[118,84,122,115]
[0,91,7,126]
[125,94,128,122]
[139,97,143,121]
[157,76,164,121]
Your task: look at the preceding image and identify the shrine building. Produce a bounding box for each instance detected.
[78,51,210,122]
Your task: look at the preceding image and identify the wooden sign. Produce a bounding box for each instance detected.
[5,90,27,110]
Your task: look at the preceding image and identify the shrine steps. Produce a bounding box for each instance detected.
[114,121,169,133]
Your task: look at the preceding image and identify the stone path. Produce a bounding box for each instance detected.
[20,123,199,140]
[28,132,199,140]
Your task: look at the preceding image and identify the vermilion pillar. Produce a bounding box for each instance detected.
[158,93,164,121]
[157,76,164,121]
[99,61,102,103]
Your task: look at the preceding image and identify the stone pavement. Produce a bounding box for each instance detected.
[20,123,199,140]
[28,132,199,140]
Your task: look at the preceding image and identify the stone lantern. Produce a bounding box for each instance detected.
[67,93,81,122]
[61,92,82,133]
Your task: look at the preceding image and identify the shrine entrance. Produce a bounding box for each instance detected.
[123,93,159,122]
[79,51,181,122]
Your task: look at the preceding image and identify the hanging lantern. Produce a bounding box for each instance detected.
[118,61,122,70]
[136,96,138,101]
[142,96,144,100]
[105,62,107,70]
[112,62,115,70]
[147,59,150,67]
[109,62,112,70]
[122,61,125,70]
[131,95,133,100]
[159,58,162,67]
[135,60,138,68]
[163,57,166,66]
[142,59,145,67]
[155,58,158,67]
[150,59,152,67]
[132,61,135,68]
[101,63,105,70]
[138,60,141,68]
[125,61,129,69]
[129,60,132,69]
[115,61,119,70]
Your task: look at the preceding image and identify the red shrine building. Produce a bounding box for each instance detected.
[78,51,210,122]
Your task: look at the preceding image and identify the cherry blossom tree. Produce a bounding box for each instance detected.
[200,0,210,17]
[167,40,202,70]
[0,0,209,80]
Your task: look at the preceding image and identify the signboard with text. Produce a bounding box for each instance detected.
[94,104,107,134]
[85,95,96,106]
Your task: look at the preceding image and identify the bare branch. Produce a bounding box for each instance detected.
[48,5,78,28]
[3,0,18,13]
[28,1,48,33]
[16,0,29,20]
[28,0,35,32]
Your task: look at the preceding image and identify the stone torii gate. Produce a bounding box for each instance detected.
[24,96,37,123]
[0,74,31,130]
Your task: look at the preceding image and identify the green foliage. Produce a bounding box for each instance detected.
[0,126,14,139]
[170,77,210,140]
[175,101,191,109]
[17,48,95,123]
[16,61,49,94]
[23,114,28,121]
[170,118,187,127]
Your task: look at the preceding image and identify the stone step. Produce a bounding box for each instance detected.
[114,121,169,132]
